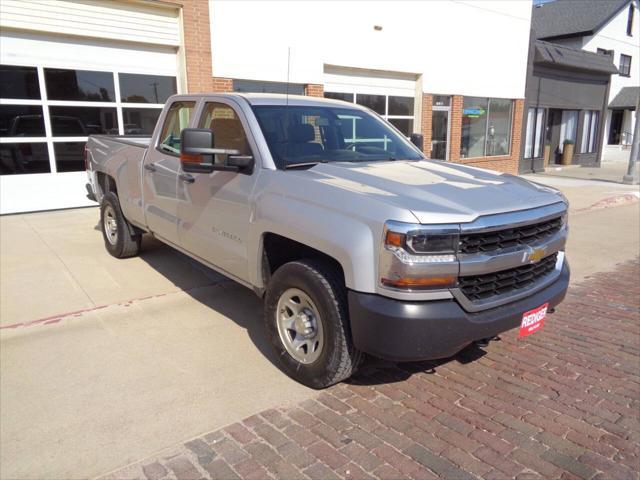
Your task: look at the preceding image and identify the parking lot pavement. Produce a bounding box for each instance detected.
[102,260,640,480]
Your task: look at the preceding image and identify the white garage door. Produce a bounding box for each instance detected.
[0,1,181,214]
[323,66,419,138]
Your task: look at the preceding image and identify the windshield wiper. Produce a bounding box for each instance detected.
[284,160,327,170]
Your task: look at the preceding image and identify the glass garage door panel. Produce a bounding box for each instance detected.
[45,68,115,102]
[0,105,46,137]
[0,143,50,175]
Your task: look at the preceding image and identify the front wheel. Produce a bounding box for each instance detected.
[100,192,141,258]
[264,259,361,389]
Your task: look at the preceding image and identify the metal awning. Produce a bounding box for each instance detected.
[609,87,639,110]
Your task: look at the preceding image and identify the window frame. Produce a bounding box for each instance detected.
[460,97,514,159]
[619,54,632,77]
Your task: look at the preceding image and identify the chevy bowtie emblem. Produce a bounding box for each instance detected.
[526,248,546,263]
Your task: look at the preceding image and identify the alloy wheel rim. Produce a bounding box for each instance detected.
[104,206,118,245]
[276,288,324,364]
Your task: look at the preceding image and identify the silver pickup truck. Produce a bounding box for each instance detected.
[86,93,570,389]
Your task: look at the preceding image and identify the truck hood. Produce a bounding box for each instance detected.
[291,160,564,224]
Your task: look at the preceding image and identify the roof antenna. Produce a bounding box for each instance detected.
[286,46,291,106]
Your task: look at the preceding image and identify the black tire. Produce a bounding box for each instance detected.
[264,259,361,389]
[100,192,141,258]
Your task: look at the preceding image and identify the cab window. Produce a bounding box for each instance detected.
[158,101,195,154]
[199,102,251,163]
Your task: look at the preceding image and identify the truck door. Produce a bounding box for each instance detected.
[142,100,196,244]
[177,100,257,282]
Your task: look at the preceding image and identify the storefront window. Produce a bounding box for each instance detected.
[461,97,513,158]
[580,111,599,153]
[524,108,545,159]
[559,110,578,153]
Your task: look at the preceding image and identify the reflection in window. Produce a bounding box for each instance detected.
[0,105,46,137]
[0,65,41,99]
[388,96,414,116]
[45,68,115,102]
[0,142,50,174]
[461,97,513,158]
[54,142,85,172]
[119,73,177,103]
[49,106,118,135]
[355,94,385,115]
[122,108,162,135]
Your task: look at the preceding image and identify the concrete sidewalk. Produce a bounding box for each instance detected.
[1,177,639,479]
[537,160,639,184]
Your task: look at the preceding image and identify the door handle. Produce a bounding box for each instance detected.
[179,173,195,184]
[144,163,157,172]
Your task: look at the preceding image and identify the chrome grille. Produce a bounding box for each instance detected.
[458,253,558,302]
[459,217,563,254]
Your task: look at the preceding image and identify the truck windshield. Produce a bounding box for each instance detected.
[252,105,423,169]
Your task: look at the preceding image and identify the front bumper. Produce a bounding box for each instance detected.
[348,262,570,362]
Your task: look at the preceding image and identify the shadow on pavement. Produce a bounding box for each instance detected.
[348,341,491,386]
[99,224,496,386]
[132,232,283,370]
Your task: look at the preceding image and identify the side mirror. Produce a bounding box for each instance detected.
[410,133,424,152]
[180,128,249,173]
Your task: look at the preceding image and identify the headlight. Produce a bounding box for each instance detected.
[380,221,459,290]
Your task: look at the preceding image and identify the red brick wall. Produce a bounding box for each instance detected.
[421,93,433,158]
[165,0,213,93]
[305,84,324,97]
[443,96,523,175]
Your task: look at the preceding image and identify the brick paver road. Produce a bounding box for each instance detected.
[102,261,639,480]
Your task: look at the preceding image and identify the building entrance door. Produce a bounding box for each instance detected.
[608,110,623,144]
[431,110,450,160]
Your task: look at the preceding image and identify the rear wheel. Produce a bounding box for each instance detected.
[264,259,361,389]
[100,192,141,258]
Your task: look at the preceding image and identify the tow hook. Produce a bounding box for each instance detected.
[474,336,500,348]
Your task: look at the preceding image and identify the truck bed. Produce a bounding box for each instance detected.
[87,135,152,227]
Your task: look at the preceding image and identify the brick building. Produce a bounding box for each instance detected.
[0,0,533,213]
